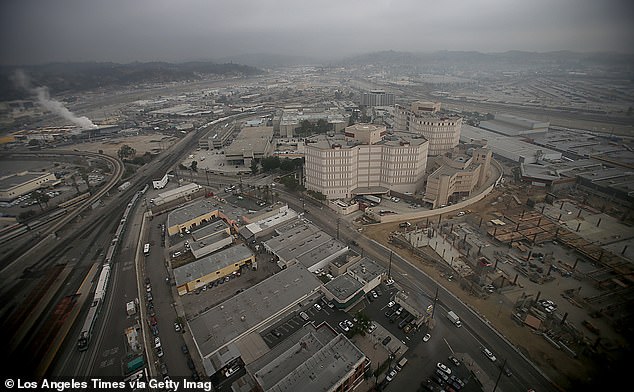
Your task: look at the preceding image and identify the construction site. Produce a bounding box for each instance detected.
[362,181,634,388]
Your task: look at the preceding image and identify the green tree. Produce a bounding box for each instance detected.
[315,118,329,134]
[190,160,198,172]
[279,158,295,172]
[70,174,80,194]
[32,190,50,211]
[261,156,281,172]
[117,144,136,160]
[298,120,313,136]
[250,160,259,175]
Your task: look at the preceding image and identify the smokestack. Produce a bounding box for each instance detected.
[12,69,98,132]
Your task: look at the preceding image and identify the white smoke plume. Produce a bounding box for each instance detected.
[12,69,98,130]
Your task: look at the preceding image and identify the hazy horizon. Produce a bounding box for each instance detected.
[1,0,632,66]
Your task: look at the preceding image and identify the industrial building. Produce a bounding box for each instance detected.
[151,182,202,207]
[460,125,562,164]
[274,107,348,138]
[165,198,219,236]
[238,203,299,241]
[479,113,549,136]
[262,220,343,270]
[173,244,255,295]
[0,171,58,201]
[224,125,274,167]
[248,324,367,392]
[393,101,462,156]
[187,264,322,376]
[322,273,365,309]
[189,231,233,259]
[304,123,429,200]
[323,257,385,309]
[263,221,323,255]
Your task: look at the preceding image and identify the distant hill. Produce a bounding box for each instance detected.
[336,50,634,73]
[0,61,263,101]
[216,53,319,68]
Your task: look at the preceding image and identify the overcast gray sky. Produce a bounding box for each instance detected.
[1,0,632,65]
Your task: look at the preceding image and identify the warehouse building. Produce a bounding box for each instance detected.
[151,182,202,207]
[460,125,562,164]
[238,203,298,241]
[224,126,274,167]
[166,198,220,236]
[248,324,367,392]
[173,244,255,295]
[187,264,322,376]
[0,171,58,201]
[479,113,549,136]
[322,273,365,309]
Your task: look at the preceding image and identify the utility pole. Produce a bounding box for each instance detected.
[431,285,439,319]
[492,358,506,392]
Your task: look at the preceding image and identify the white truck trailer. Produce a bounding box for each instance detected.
[447,310,461,327]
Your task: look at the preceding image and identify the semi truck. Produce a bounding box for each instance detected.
[447,311,462,327]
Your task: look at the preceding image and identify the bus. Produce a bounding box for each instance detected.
[143,243,150,256]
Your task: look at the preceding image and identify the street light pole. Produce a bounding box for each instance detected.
[388,250,393,279]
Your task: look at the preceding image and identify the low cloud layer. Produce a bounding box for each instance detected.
[0,0,632,65]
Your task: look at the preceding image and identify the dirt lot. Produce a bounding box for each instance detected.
[362,186,592,390]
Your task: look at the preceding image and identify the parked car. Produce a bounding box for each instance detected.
[314,303,322,311]
[272,329,282,338]
[181,345,189,355]
[423,333,431,342]
[386,369,397,382]
[436,362,451,375]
